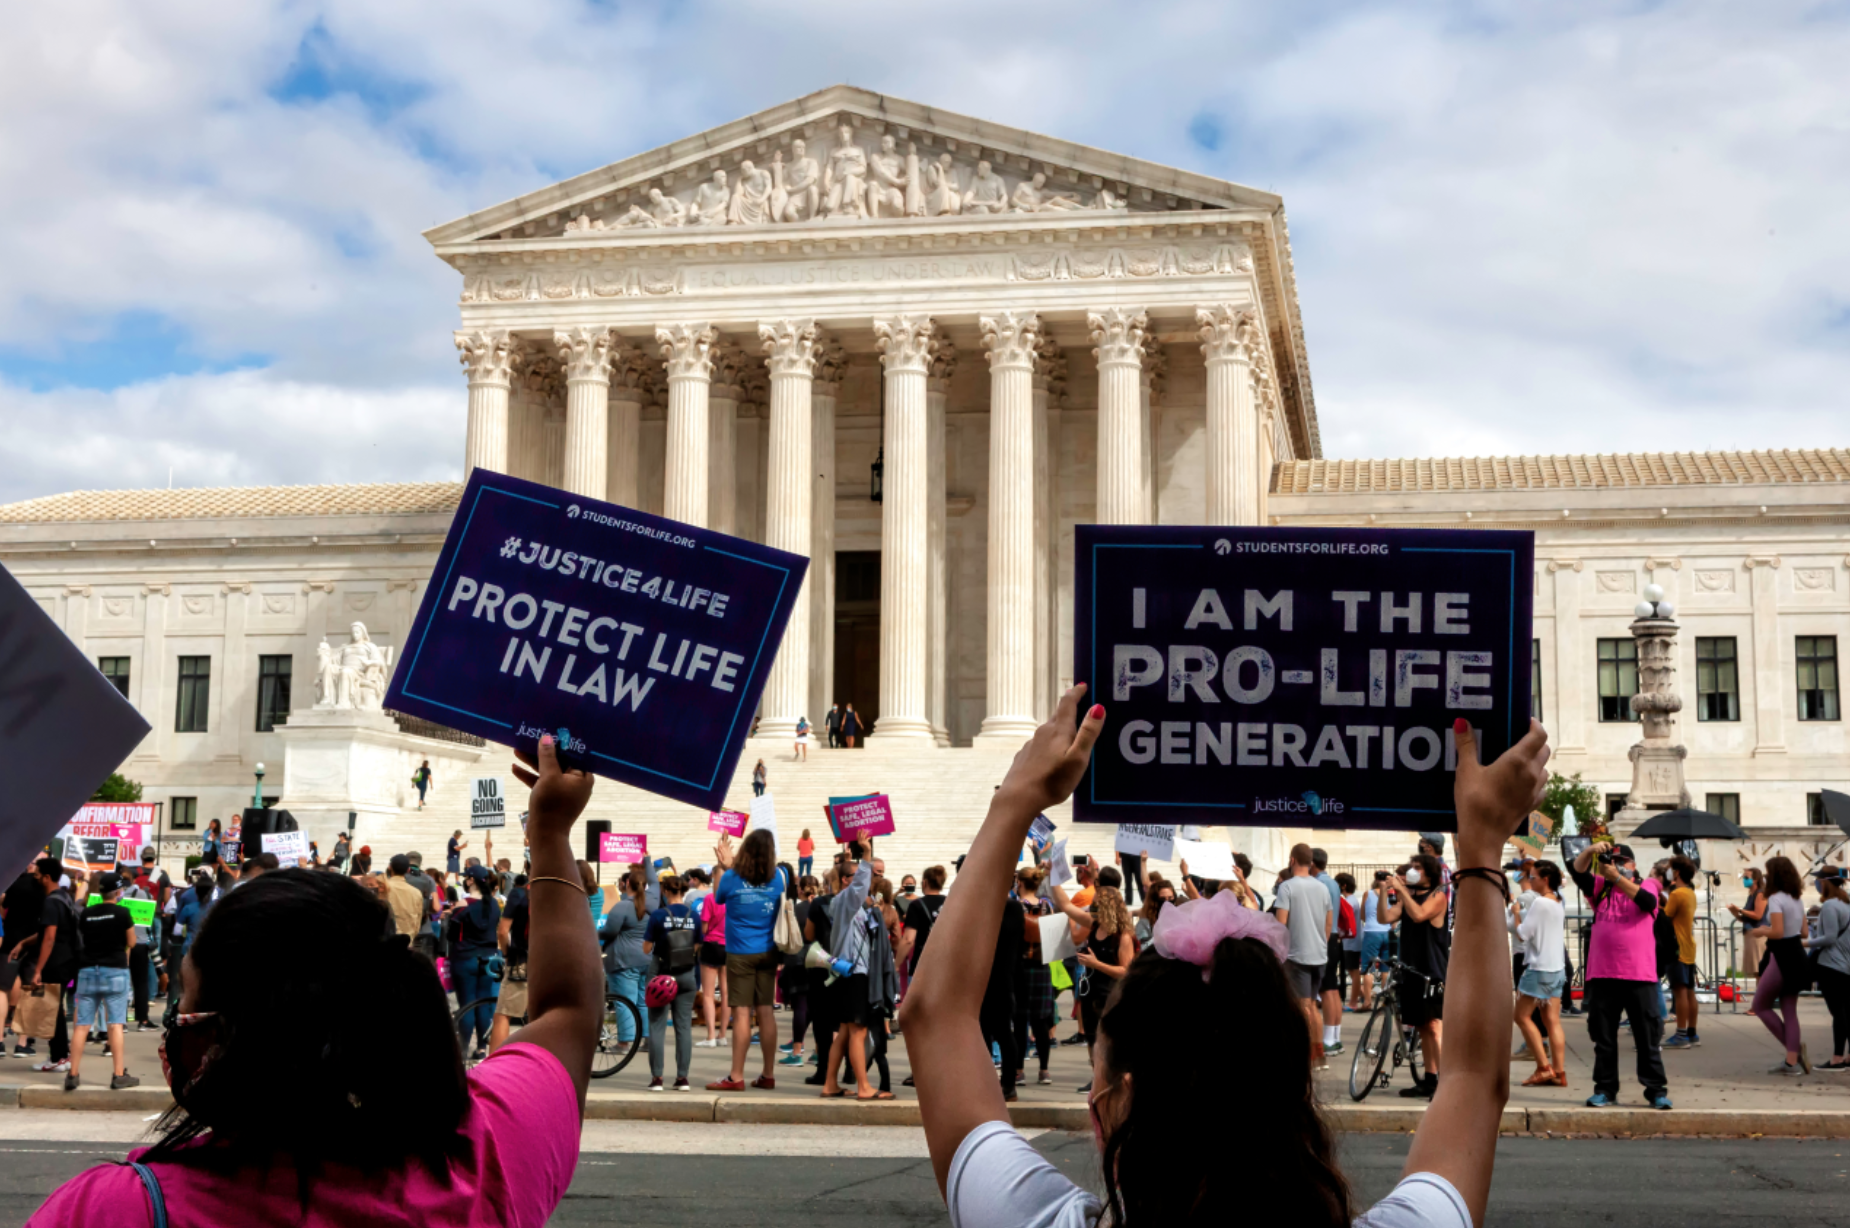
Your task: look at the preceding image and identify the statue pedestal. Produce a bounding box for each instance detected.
[1626,742,1691,810]
[276,708,488,852]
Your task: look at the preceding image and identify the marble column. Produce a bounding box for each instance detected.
[657,323,717,528]
[1142,336,1166,522]
[808,342,846,729]
[926,343,957,746]
[556,326,615,500]
[1089,308,1147,525]
[541,404,566,489]
[1549,561,1587,755]
[1746,557,1786,756]
[1033,337,1064,722]
[606,345,646,508]
[976,312,1041,743]
[456,329,522,477]
[1198,305,1261,525]
[708,344,746,535]
[872,315,937,742]
[756,320,821,741]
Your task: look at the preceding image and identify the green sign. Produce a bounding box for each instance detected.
[88,895,158,927]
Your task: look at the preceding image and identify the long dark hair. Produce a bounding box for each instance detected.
[734,829,777,887]
[1766,856,1805,900]
[1096,939,1351,1225]
[780,861,800,900]
[146,869,467,1182]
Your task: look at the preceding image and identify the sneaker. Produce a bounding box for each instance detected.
[1061,1032,1087,1047]
[35,1059,70,1073]
[1662,1034,1692,1050]
[1647,1093,1673,1111]
[648,1077,664,1092]
[673,1078,691,1091]
[1076,1080,1093,1094]
[1685,1033,1701,1047]
[706,1078,745,1091]
[1821,1060,1850,1072]
[1584,1091,1617,1107]
[1397,1077,1436,1099]
[1773,1062,1801,1076]
[63,1073,78,1092]
[1038,1072,1053,1086]
[1325,1041,1344,1058]
[1510,1045,1531,1061]
[778,1052,805,1066]
[110,1073,140,1090]
[1800,1044,1813,1074]
[804,1071,827,1086]
[136,1021,158,1033]
[12,1042,36,1059]
[778,1043,794,1053]
[902,1075,916,1087]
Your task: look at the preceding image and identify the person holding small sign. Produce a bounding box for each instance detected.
[901,687,1552,1228]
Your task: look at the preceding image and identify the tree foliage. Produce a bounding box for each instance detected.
[1539,772,1601,833]
[90,772,143,803]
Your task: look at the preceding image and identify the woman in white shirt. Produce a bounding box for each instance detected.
[1508,860,1567,1087]
[900,693,1552,1228]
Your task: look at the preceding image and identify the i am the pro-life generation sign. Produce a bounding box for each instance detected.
[386,470,808,812]
[1074,525,1533,831]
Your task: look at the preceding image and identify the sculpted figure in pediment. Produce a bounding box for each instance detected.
[774,141,820,222]
[563,213,606,233]
[867,135,910,218]
[1094,186,1130,212]
[729,160,775,226]
[1012,171,1085,213]
[961,160,1009,214]
[924,153,961,215]
[646,188,687,227]
[690,170,730,226]
[823,124,869,218]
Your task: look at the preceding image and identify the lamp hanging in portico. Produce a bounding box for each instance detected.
[870,381,885,503]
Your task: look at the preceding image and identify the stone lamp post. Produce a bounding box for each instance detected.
[1624,583,1691,811]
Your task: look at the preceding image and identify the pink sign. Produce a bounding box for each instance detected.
[829,794,895,840]
[707,809,749,837]
[598,832,649,864]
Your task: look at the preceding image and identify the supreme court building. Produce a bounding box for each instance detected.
[4,87,1846,876]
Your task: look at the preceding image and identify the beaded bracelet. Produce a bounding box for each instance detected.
[1452,865,1512,904]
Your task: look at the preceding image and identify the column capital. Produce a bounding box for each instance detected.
[1196,304,1261,365]
[554,325,615,384]
[1141,333,1167,398]
[608,343,653,399]
[874,315,938,376]
[1088,307,1148,368]
[1034,336,1067,400]
[456,329,523,387]
[928,339,959,390]
[979,312,1041,372]
[520,353,563,400]
[815,336,849,387]
[657,322,718,381]
[759,319,821,377]
[709,342,750,400]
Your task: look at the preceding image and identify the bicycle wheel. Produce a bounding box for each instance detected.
[1349,996,1394,1101]
[453,997,499,1067]
[1403,1021,1426,1087]
[590,993,644,1079]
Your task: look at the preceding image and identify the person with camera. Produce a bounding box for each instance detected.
[1569,840,1671,1108]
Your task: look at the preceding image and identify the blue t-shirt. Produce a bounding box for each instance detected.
[713,867,787,955]
[1316,871,1342,921]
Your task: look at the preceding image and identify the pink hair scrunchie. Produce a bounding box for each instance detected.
[1150,889,1290,973]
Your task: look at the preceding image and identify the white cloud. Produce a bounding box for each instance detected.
[0,2,1842,504]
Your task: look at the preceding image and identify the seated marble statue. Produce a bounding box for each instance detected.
[646,187,687,227]
[961,160,1009,214]
[1012,172,1085,212]
[1093,186,1130,212]
[690,171,730,226]
[729,160,775,226]
[773,142,821,222]
[925,153,960,216]
[563,213,606,233]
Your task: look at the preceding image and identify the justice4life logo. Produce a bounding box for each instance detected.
[515,723,587,754]
[1251,792,1345,817]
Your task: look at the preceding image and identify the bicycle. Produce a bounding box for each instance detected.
[452,988,644,1078]
[1347,957,1436,1101]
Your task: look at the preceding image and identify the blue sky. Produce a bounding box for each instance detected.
[0,1,1844,502]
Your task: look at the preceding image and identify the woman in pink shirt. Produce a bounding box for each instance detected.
[28,735,605,1228]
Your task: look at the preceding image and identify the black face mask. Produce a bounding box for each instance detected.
[159,1011,222,1103]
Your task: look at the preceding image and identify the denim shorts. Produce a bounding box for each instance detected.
[1359,932,1391,973]
[1518,966,1567,1001]
[74,966,130,1028]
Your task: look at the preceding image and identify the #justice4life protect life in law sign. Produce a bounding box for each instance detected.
[1073,525,1533,831]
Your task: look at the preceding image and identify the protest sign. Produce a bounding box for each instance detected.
[598,832,648,864]
[385,469,808,811]
[469,776,507,829]
[89,894,158,927]
[0,563,152,879]
[1039,911,1078,965]
[1511,810,1554,860]
[1174,837,1236,881]
[65,836,120,875]
[1113,822,1176,863]
[1074,525,1533,831]
[708,808,749,837]
[54,804,158,873]
[262,830,310,867]
[825,794,875,842]
[829,793,895,842]
[1045,837,1073,888]
[1028,813,1057,853]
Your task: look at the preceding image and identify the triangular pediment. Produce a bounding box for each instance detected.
[425,85,1280,246]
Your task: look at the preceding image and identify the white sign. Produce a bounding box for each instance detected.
[1045,837,1073,888]
[262,830,309,868]
[1038,911,1078,965]
[747,792,778,852]
[1114,823,1177,863]
[470,776,506,829]
[1174,837,1236,882]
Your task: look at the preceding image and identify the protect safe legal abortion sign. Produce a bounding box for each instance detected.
[1073,525,1532,831]
[385,470,808,811]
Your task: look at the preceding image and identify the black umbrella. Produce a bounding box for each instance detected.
[1820,789,1850,838]
[1628,808,1747,842]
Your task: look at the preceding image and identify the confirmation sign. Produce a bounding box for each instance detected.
[387,470,808,811]
[1073,525,1533,832]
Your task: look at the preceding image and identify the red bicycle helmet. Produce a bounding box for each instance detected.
[645,975,680,1008]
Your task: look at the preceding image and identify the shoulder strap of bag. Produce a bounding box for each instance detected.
[129,1161,169,1228]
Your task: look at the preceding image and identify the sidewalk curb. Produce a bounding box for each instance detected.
[4,1085,1847,1138]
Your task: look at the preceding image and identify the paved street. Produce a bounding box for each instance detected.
[1,1112,1847,1227]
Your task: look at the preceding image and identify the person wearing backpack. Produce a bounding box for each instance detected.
[1311,848,1347,1058]
[643,874,701,1090]
[1336,874,1364,1011]
[20,858,84,1073]
[897,865,948,977]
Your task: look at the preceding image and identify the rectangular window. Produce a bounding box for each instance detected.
[170,796,198,831]
[1530,638,1543,723]
[98,656,130,698]
[1597,638,1639,722]
[255,654,292,732]
[175,655,211,733]
[1809,793,1831,826]
[1797,636,1840,721]
[1606,793,1628,819]
[1694,637,1740,722]
[1705,793,1740,825]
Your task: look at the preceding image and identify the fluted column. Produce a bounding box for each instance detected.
[926,343,957,746]
[657,323,716,527]
[606,345,646,507]
[1141,335,1166,522]
[808,342,846,728]
[557,326,614,500]
[1198,305,1261,525]
[456,329,522,477]
[976,312,1041,744]
[1089,308,1147,525]
[872,315,937,743]
[708,344,746,535]
[755,320,821,741]
[1032,337,1064,722]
